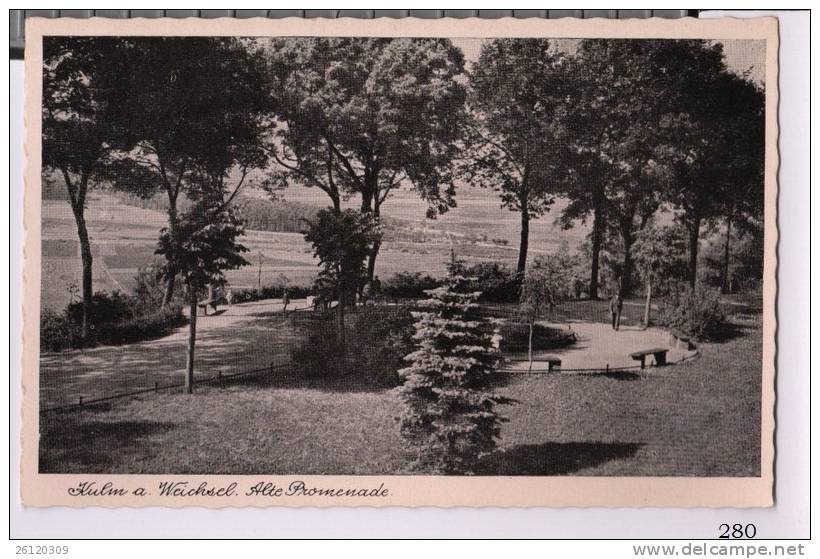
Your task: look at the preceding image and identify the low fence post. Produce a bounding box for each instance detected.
[154,382,159,393]
[78,396,83,407]
[217,370,223,388]
[269,362,274,375]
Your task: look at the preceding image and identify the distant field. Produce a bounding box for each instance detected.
[41,184,591,308]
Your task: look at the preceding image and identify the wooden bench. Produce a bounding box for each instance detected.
[544,356,562,372]
[629,348,669,369]
[669,329,693,350]
[197,299,219,315]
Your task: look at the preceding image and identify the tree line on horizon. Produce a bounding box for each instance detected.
[43,35,765,347]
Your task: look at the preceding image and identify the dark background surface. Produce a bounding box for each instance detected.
[9,9,696,58]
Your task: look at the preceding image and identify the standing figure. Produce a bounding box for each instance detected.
[609,290,623,331]
[282,288,290,314]
[225,283,233,306]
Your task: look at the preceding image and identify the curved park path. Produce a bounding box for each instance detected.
[40,296,760,477]
[39,298,311,409]
[40,297,694,410]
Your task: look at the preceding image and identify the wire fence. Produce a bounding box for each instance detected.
[41,362,291,414]
[39,297,698,414]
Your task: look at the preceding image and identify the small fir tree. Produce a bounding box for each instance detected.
[398,270,507,474]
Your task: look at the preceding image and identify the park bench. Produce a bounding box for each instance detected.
[669,329,693,350]
[544,356,562,372]
[197,298,219,315]
[629,348,669,369]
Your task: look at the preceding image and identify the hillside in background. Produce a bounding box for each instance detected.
[41,182,589,311]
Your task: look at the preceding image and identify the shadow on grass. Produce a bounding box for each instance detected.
[40,416,176,473]
[706,321,750,344]
[477,441,644,475]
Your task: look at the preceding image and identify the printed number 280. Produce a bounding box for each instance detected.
[719,523,757,539]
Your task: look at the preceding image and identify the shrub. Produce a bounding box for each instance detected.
[66,291,132,326]
[96,305,186,346]
[231,281,313,304]
[498,322,576,354]
[382,272,441,300]
[40,308,76,351]
[657,286,727,341]
[291,306,415,387]
[466,262,520,303]
[382,264,520,303]
[132,263,184,314]
[40,291,187,352]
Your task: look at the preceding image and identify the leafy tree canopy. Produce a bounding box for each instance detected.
[264,37,468,217]
[462,39,572,218]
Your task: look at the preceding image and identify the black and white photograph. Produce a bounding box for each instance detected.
[20,15,778,508]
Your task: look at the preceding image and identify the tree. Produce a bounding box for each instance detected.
[110,38,270,306]
[519,250,576,370]
[565,40,701,297]
[156,199,249,394]
[303,209,381,356]
[633,225,687,327]
[651,41,763,287]
[264,38,468,281]
[562,40,742,297]
[462,39,571,276]
[557,151,609,300]
[398,270,506,474]
[42,37,131,338]
[705,75,764,293]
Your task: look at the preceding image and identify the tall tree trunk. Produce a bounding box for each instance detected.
[516,178,530,277]
[64,170,93,341]
[185,293,197,394]
[517,210,530,277]
[162,190,180,307]
[162,275,176,307]
[620,223,635,297]
[364,188,381,284]
[688,217,702,289]
[589,203,603,300]
[721,213,733,294]
[71,205,94,340]
[360,189,374,213]
[643,277,652,328]
[367,238,381,285]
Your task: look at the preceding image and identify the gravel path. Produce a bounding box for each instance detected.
[39,298,310,409]
[503,321,696,372]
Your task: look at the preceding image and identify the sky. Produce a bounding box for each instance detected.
[450,38,765,85]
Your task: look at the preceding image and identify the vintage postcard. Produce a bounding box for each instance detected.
[21,15,778,507]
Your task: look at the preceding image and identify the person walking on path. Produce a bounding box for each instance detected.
[609,290,624,331]
[282,288,290,314]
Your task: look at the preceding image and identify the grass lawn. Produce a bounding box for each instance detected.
[485,313,762,476]
[40,310,762,476]
[40,384,409,475]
